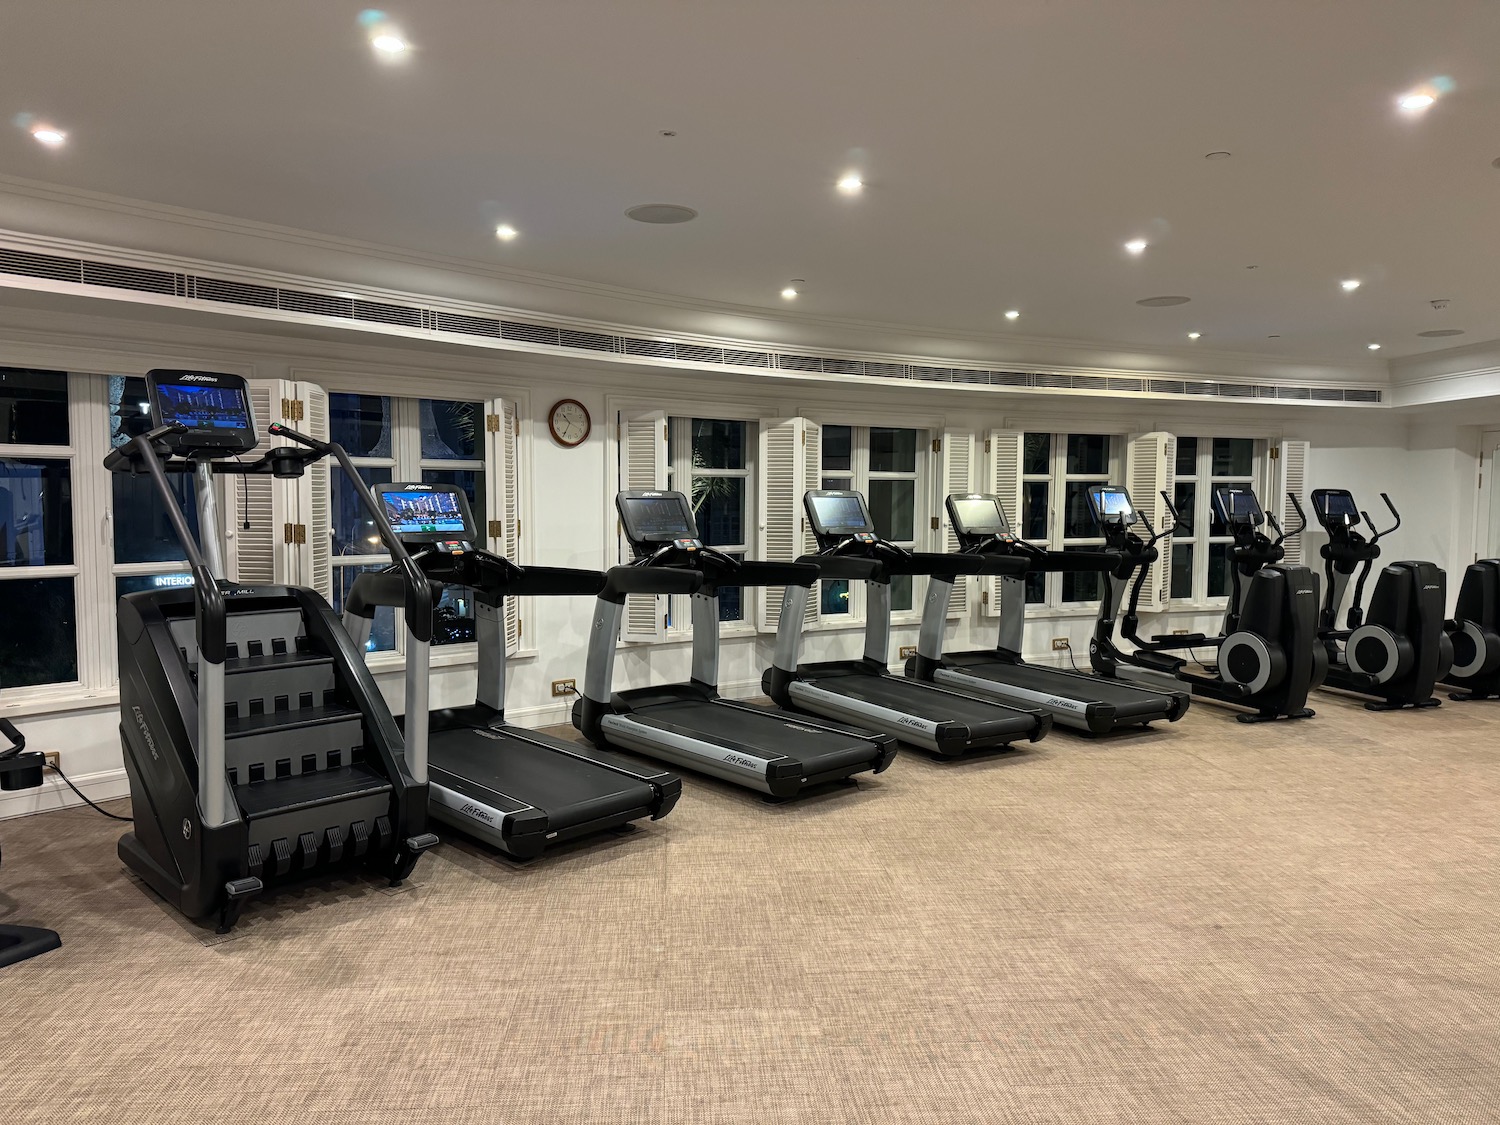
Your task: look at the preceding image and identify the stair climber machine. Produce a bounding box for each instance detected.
[1309,489,1452,710]
[575,491,897,798]
[906,493,1190,733]
[107,370,438,932]
[1,709,61,967]
[1441,558,1500,700]
[1088,483,1325,723]
[763,490,1051,757]
[343,483,680,856]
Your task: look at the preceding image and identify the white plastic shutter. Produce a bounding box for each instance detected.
[982,430,1025,616]
[485,397,523,654]
[1274,439,1310,568]
[227,379,297,586]
[756,417,821,632]
[1126,431,1177,613]
[619,408,668,643]
[297,382,332,603]
[941,431,975,617]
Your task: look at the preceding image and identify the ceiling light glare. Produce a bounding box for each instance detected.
[1397,88,1437,113]
[1124,239,1148,255]
[1367,343,1382,351]
[1340,279,1361,291]
[1187,332,1201,340]
[371,33,408,54]
[494,224,518,241]
[30,125,66,148]
[1004,310,1020,320]
[836,174,864,195]
[781,286,799,299]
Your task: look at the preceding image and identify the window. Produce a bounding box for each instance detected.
[109,376,197,602]
[1170,437,1261,603]
[1020,432,1120,607]
[820,425,924,617]
[667,418,751,623]
[329,394,488,652]
[0,369,80,688]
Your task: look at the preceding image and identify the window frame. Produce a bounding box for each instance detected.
[666,416,755,633]
[1169,437,1265,607]
[1021,432,1123,610]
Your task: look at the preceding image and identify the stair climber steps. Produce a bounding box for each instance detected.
[233,764,392,820]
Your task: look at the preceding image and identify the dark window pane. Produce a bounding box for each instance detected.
[117,573,193,599]
[869,428,918,473]
[691,419,745,470]
[1211,438,1254,477]
[1066,434,1110,476]
[1024,570,1045,604]
[1063,480,1100,539]
[332,466,392,557]
[421,469,484,533]
[822,425,853,472]
[332,565,396,652]
[692,477,745,545]
[1061,548,1104,603]
[1023,433,1051,476]
[1173,482,1197,537]
[0,576,76,686]
[1175,437,1199,478]
[421,400,481,460]
[113,473,199,564]
[109,376,154,449]
[821,579,850,615]
[1022,482,1049,540]
[1209,495,1230,538]
[1208,542,1232,598]
[890,574,913,613]
[330,394,393,459]
[869,479,915,542]
[716,553,745,622]
[432,586,476,647]
[821,476,853,491]
[1170,542,1195,601]
[0,369,69,446]
[0,459,72,567]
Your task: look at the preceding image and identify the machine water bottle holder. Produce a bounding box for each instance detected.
[1346,625,1414,684]
[1218,632,1286,694]
[1447,620,1500,679]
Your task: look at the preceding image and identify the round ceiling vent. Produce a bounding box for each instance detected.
[1136,295,1191,307]
[626,204,699,224]
[1418,329,1466,338]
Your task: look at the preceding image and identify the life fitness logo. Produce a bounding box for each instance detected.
[176,373,220,383]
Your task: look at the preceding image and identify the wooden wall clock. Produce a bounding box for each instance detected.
[547,399,592,447]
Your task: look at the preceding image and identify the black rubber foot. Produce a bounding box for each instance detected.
[0,925,61,968]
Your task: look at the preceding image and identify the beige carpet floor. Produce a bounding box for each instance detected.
[2,689,1499,1124]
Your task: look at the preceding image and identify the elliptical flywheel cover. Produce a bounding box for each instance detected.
[1219,632,1283,695]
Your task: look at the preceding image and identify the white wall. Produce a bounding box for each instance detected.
[0,302,1478,819]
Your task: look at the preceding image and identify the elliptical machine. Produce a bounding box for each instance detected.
[1443,559,1500,700]
[1088,484,1324,723]
[1309,489,1452,710]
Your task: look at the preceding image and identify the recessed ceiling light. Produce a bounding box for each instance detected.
[30,126,66,148]
[371,33,408,54]
[1136,295,1191,307]
[1124,239,1148,255]
[1367,343,1382,351]
[494,224,518,241]
[1340,279,1361,291]
[836,174,864,195]
[1398,91,1436,112]
[625,203,698,224]
[1187,332,1201,340]
[1418,329,1465,338]
[1204,151,1232,160]
[781,286,799,300]
[1004,310,1020,320]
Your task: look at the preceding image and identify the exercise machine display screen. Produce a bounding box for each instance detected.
[948,496,1011,536]
[1315,490,1360,524]
[807,492,873,536]
[379,488,472,536]
[1090,486,1135,523]
[1215,487,1264,524]
[157,384,250,431]
[619,492,697,542]
[146,370,258,454]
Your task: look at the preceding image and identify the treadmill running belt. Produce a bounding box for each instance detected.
[947,660,1173,719]
[629,699,880,775]
[807,673,1038,734]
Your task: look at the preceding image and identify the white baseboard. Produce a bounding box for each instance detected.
[0,767,130,820]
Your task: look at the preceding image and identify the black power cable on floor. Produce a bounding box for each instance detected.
[48,763,132,822]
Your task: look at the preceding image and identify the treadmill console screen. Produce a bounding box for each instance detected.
[948,495,1011,536]
[146,370,258,455]
[806,491,874,536]
[1214,487,1264,525]
[1089,486,1136,525]
[1313,489,1360,526]
[618,491,697,543]
[376,484,477,542]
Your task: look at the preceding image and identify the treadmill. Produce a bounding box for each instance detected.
[906,493,1189,733]
[344,483,680,858]
[762,489,1052,757]
[573,490,897,798]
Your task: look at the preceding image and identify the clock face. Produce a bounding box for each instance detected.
[549,399,591,447]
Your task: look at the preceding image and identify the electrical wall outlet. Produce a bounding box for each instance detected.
[1172,628,1190,635]
[43,751,59,770]
[550,679,577,698]
[1051,638,1071,651]
[898,645,917,659]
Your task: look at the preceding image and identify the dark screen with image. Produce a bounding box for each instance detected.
[1095,489,1133,519]
[1218,489,1262,520]
[156,383,251,431]
[950,497,1008,535]
[810,494,871,534]
[379,489,470,535]
[623,495,694,539]
[1320,492,1358,519]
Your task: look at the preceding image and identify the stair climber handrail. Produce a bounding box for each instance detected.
[268,424,435,784]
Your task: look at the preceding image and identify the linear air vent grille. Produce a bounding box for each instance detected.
[0,241,1384,406]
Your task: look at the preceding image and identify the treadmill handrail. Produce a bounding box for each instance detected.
[485,560,605,598]
[600,566,704,602]
[888,551,988,578]
[800,555,885,582]
[722,560,822,588]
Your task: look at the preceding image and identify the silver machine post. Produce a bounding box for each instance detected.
[404,636,430,784]
[863,582,893,667]
[193,460,226,580]
[474,598,507,712]
[690,591,721,687]
[772,584,810,673]
[916,576,953,663]
[192,457,229,827]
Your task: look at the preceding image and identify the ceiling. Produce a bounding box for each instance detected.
[1,0,1498,362]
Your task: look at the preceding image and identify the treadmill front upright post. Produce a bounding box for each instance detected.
[997,575,1026,657]
[583,598,626,714]
[474,595,507,714]
[864,581,893,667]
[915,575,954,669]
[690,590,720,688]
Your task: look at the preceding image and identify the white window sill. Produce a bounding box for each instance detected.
[627,623,758,646]
[363,643,483,674]
[0,686,121,720]
[1160,599,1231,614]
